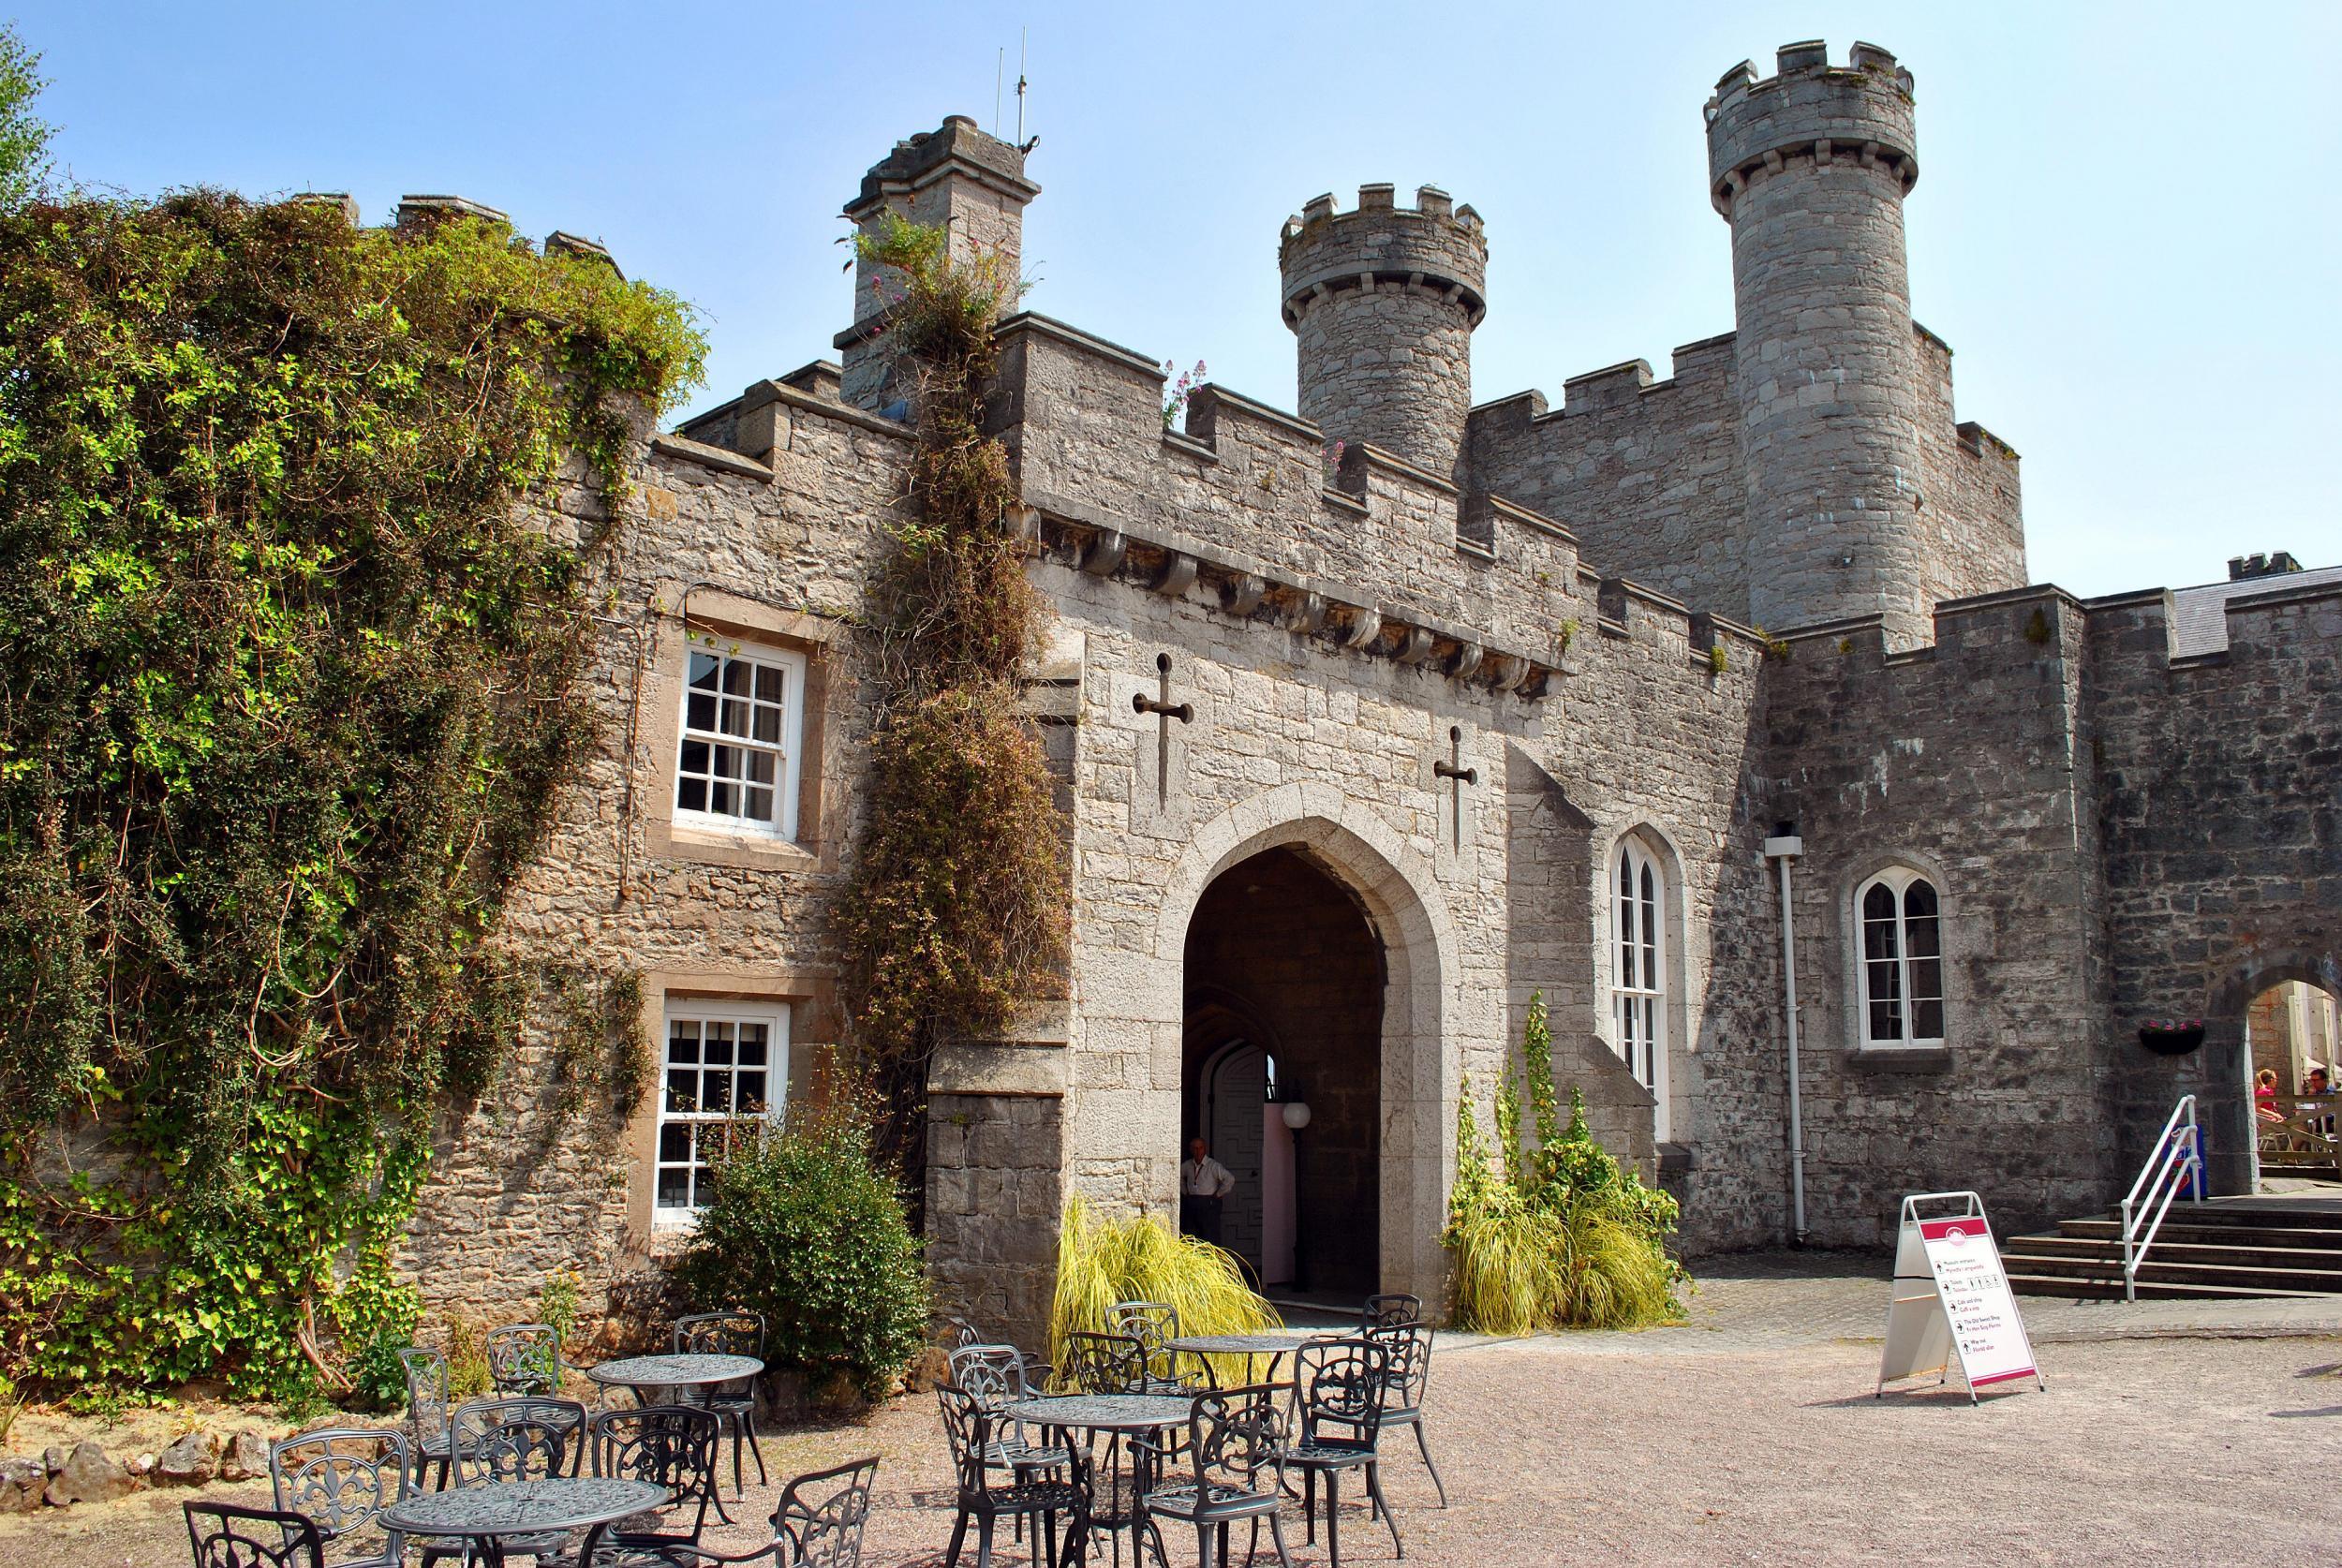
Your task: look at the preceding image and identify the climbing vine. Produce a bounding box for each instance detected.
[0,187,704,1397]
[835,214,1069,1169]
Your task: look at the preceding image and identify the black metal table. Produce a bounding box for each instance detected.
[1003,1395,1193,1568]
[1166,1331,1315,1382]
[380,1476,667,1566]
[584,1352,763,1402]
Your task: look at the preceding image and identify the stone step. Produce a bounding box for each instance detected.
[2024,1232,2342,1272]
[2053,1217,2342,1248]
[2004,1272,2335,1302]
[2075,1204,2342,1232]
[1999,1248,2342,1294]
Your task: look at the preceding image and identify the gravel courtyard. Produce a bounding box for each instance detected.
[17,1254,2337,1567]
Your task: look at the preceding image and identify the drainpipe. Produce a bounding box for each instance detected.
[1764,830,1809,1243]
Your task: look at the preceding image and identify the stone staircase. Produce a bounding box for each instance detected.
[2003,1197,2342,1300]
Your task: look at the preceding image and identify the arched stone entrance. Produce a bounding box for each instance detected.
[1144,784,1461,1304]
[1184,849,1383,1294]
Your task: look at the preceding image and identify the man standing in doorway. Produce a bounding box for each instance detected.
[1180,1135,1235,1246]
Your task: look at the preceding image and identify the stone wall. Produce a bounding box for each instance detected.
[1756,588,2114,1245]
[2083,579,2342,1195]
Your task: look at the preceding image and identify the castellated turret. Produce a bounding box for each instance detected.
[1280,185,1487,481]
[1709,41,1930,641]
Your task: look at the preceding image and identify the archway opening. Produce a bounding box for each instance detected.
[2249,979,2341,1184]
[1182,845,1384,1297]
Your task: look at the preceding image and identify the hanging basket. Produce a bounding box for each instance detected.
[2137,1019,2206,1057]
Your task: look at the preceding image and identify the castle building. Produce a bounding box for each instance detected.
[405,42,2340,1333]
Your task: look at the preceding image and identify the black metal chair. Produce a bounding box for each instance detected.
[1135,1383,1295,1568]
[1058,1330,1150,1395]
[268,1427,411,1568]
[1107,1301,1209,1393]
[1360,1294,1423,1330]
[400,1347,463,1490]
[186,1501,326,1568]
[939,1385,1089,1568]
[1275,1338,1401,1568]
[673,1309,767,1496]
[614,1455,882,1568]
[425,1396,588,1566]
[950,1343,1074,1487]
[1366,1320,1445,1506]
[586,1405,722,1561]
[485,1323,564,1398]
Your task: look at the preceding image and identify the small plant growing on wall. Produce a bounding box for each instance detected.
[1708,643,1729,675]
[1161,359,1206,430]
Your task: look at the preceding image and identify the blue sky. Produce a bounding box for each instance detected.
[13,1,2338,596]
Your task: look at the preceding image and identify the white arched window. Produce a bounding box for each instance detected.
[1611,838,1665,1095]
[1858,868,1945,1047]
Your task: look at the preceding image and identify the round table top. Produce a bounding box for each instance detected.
[380,1477,668,1539]
[585,1353,763,1387]
[1166,1333,1314,1355]
[1003,1393,1194,1432]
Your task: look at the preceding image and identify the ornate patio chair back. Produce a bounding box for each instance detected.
[1107,1300,1181,1381]
[1366,1320,1433,1411]
[774,1454,881,1568]
[1361,1293,1423,1329]
[947,1343,1031,1410]
[185,1501,325,1568]
[1187,1383,1288,1496]
[672,1309,764,1360]
[589,1406,719,1532]
[484,1323,562,1397]
[451,1396,586,1485]
[268,1427,409,1547]
[398,1347,451,1448]
[935,1385,1000,1497]
[1293,1337,1389,1443]
[1059,1329,1149,1394]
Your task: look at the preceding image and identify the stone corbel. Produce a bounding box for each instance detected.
[1393,626,1437,665]
[1080,529,1127,577]
[1478,651,1522,688]
[1223,573,1268,617]
[1282,591,1327,635]
[1153,551,1198,598]
[1445,641,1484,682]
[1333,605,1382,650]
[1007,503,1040,541]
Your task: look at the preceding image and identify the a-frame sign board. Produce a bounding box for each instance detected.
[1876,1190,2045,1403]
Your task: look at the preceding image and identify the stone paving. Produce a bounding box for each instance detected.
[14,1251,2338,1567]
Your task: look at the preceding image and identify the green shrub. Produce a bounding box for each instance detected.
[1445,991,1688,1332]
[343,1334,413,1413]
[1048,1199,1280,1383]
[674,1115,930,1398]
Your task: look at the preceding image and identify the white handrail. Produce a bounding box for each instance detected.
[2118,1094,2202,1303]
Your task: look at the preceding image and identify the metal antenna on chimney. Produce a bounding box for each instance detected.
[1015,27,1029,145]
[994,48,1004,137]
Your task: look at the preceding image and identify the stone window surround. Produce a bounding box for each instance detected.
[624,968,836,1250]
[1838,850,1956,1059]
[641,591,842,874]
[1591,821,1698,1144]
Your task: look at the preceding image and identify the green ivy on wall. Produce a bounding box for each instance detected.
[0,189,704,1398]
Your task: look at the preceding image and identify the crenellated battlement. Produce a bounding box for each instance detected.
[1705,41,1917,217]
[1277,185,1488,328]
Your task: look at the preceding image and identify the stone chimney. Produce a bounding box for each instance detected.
[837,116,1038,415]
[2227,551,2304,582]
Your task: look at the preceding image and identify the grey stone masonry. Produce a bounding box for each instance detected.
[1281,185,1488,481]
[1709,42,1940,645]
[838,116,1037,414]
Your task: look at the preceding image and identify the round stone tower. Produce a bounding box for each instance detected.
[1279,185,1487,481]
[1708,40,1928,639]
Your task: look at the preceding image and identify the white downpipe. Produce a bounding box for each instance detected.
[1766,836,1809,1242]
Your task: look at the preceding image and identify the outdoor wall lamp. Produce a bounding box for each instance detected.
[1281,1101,1312,1131]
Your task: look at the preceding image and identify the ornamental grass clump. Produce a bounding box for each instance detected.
[674,1110,930,1400]
[1444,992,1689,1332]
[1048,1198,1281,1381]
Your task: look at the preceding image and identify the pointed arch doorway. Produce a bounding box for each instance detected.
[1181,845,1385,1298]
